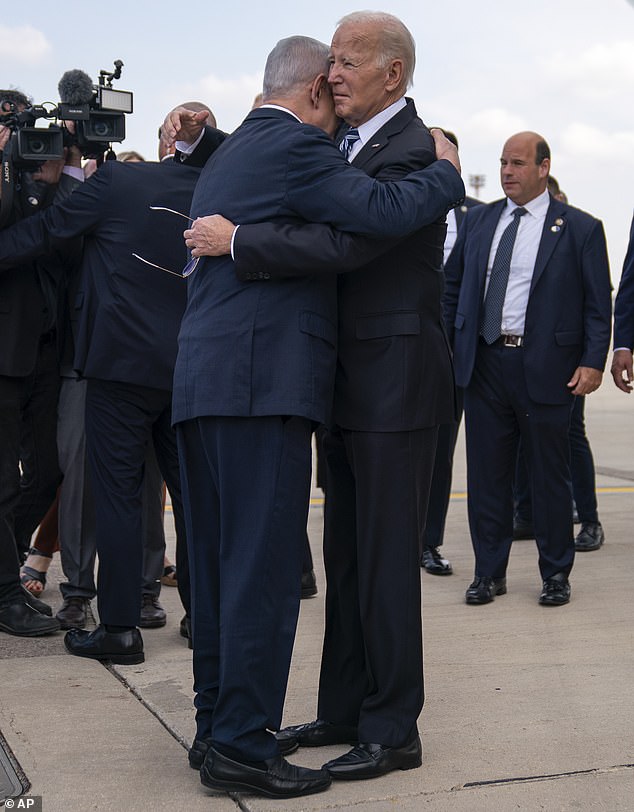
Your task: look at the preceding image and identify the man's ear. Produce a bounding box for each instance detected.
[385,59,404,92]
[310,74,328,107]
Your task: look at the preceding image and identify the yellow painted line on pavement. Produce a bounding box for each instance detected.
[309,485,634,507]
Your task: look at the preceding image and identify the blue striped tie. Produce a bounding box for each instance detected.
[340,127,360,160]
[480,207,527,344]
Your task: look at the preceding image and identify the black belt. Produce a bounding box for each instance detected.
[499,334,524,347]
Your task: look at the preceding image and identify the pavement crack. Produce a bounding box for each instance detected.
[462,762,634,789]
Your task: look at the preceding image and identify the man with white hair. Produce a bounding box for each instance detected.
[192,11,458,782]
[163,27,463,797]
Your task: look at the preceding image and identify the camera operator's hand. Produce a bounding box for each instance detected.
[162,106,210,147]
[31,156,66,185]
[184,214,236,257]
[0,124,11,152]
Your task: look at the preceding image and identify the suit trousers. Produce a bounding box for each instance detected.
[317,424,438,747]
[177,414,312,762]
[422,387,464,550]
[464,342,575,581]
[84,378,189,626]
[0,339,60,604]
[57,377,171,602]
[514,395,598,525]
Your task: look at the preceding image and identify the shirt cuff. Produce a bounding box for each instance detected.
[176,128,205,155]
[230,225,240,260]
[63,166,84,182]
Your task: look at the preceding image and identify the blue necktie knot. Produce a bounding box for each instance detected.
[340,128,361,160]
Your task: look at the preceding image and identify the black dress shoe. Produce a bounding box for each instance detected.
[191,734,297,769]
[0,601,60,637]
[64,624,144,664]
[513,517,534,540]
[301,569,318,598]
[539,574,571,606]
[200,747,331,798]
[324,736,422,780]
[465,576,507,605]
[276,719,358,750]
[139,594,166,628]
[21,586,53,616]
[189,737,212,770]
[421,546,453,575]
[179,614,193,649]
[56,596,89,629]
[575,521,604,552]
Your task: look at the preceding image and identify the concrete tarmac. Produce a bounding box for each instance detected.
[1,381,633,811]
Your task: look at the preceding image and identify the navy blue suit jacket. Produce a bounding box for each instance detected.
[172,105,464,426]
[443,195,612,405]
[0,160,201,391]
[613,214,634,349]
[203,100,465,430]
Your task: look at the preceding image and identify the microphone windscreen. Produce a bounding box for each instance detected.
[58,70,94,105]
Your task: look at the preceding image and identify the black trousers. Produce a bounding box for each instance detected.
[317,423,438,747]
[84,378,189,626]
[0,339,60,605]
[464,343,574,581]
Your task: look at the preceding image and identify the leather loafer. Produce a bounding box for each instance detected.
[200,746,331,798]
[301,569,318,598]
[421,546,453,575]
[139,594,166,628]
[64,624,144,664]
[276,718,358,750]
[575,521,604,552]
[0,601,60,637]
[21,586,53,616]
[189,737,212,770]
[191,734,297,768]
[179,614,193,649]
[56,596,89,629]
[539,574,571,606]
[465,576,507,605]
[324,735,422,780]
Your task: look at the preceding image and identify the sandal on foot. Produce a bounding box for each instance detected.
[160,565,177,587]
[20,547,52,595]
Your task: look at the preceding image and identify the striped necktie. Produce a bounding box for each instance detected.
[339,128,360,161]
[480,207,527,344]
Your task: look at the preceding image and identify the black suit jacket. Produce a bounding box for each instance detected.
[0,160,202,390]
[229,99,463,431]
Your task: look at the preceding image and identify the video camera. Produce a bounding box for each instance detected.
[0,60,133,169]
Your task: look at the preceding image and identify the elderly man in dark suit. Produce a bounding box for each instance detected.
[163,29,463,797]
[0,156,206,661]
[180,11,462,785]
[443,131,612,607]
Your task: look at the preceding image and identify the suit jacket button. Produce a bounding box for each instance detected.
[263,273,270,280]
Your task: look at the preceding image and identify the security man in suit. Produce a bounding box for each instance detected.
[443,131,612,607]
[176,11,463,785]
[611,214,634,391]
[162,31,463,798]
[0,155,206,660]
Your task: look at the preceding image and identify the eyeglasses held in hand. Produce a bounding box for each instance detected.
[132,205,200,278]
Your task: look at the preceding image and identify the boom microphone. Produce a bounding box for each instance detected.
[58,69,94,105]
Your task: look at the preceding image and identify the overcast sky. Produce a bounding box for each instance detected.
[2,0,634,280]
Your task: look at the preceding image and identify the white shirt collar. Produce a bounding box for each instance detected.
[505,187,550,219]
[259,103,302,123]
[355,97,407,148]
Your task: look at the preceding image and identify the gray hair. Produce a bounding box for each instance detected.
[337,11,416,91]
[262,36,330,100]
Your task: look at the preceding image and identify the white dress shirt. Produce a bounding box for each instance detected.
[484,188,550,336]
[343,97,407,163]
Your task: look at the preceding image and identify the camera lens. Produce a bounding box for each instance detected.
[93,122,109,138]
[27,137,46,154]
